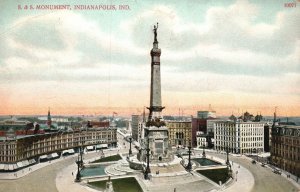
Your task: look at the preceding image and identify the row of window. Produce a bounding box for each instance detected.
[0,130,117,162]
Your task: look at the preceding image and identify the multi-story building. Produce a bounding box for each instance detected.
[166,121,192,147]
[271,125,300,177]
[0,127,117,171]
[207,119,221,134]
[192,118,207,147]
[196,131,207,148]
[131,115,144,143]
[192,117,218,147]
[263,122,273,152]
[214,121,264,154]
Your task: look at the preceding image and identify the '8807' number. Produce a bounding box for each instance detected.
[284,2,297,7]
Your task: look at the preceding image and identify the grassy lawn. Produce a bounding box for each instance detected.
[89,177,143,192]
[197,168,230,184]
[91,154,122,163]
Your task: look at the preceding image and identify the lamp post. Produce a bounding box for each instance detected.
[129,137,132,156]
[75,155,81,182]
[226,146,230,167]
[226,146,233,178]
[256,148,259,162]
[202,144,206,158]
[144,138,151,180]
[186,141,192,171]
[79,145,84,168]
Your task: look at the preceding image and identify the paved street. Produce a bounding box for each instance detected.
[0,131,130,192]
[0,154,77,192]
[0,132,299,192]
[204,151,299,192]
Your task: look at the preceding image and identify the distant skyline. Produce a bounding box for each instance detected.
[0,0,299,116]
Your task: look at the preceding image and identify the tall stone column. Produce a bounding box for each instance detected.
[148,23,164,121]
[138,23,173,166]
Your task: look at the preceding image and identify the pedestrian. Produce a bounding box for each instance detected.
[72,172,73,176]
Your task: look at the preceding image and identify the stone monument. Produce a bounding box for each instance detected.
[138,23,173,164]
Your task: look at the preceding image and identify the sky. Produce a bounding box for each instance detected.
[0,0,299,117]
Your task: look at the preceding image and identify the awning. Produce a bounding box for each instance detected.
[29,159,36,164]
[22,160,29,166]
[62,149,75,154]
[96,144,108,149]
[68,149,75,154]
[87,146,94,150]
[8,164,14,170]
[0,164,5,170]
[17,162,23,168]
[40,155,48,159]
[52,153,59,158]
[13,164,18,170]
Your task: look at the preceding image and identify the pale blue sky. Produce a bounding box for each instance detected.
[0,0,299,116]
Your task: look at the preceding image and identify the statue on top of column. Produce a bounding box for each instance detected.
[153,22,158,42]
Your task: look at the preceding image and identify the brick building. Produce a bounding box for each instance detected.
[271,125,300,177]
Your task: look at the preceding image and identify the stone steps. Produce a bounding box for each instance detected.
[114,164,135,173]
[147,173,202,186]
[105,163,136,176]
[105,164,126,176]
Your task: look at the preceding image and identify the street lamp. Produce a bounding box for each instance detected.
[80,145,84,168]
[144,137,151,180]
[226,146,230,167]
[75,155,81,182]
[129,137,132,156]
[202,144,206,158]
[186,141,192,171]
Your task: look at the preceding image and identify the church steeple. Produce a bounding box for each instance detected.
[148,22,164,121]
[47,107,52,127]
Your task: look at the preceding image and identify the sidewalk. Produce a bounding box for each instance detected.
[204,155,255,192]
[223,162,254,192]
[203,149,300,190]
[39,148,254,192]
[242,154,300,190]
[267,164,300,189]
[0,130,128,181]
[0,154,77,180]
[56,161,99,192]
[0,146,126,181]
[56,149,129,192]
